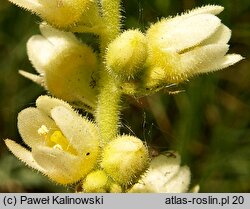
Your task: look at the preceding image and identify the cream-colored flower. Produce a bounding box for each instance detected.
[129,151,191,193]
[5,95,100,184]
[145,5,243,87]
[7,0,93,28]
[20,23,98,111]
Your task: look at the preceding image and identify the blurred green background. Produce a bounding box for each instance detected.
[0,0,249,192]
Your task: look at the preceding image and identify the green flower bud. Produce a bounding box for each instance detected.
[82,170,109,193]
[101,135,149,187]
[109,182,123,193]
[82,170,123,193]
[105,30,147,80]
[8,0,94,28]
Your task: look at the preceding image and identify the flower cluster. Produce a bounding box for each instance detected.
[106,5,243,94]
[6,95,191,192]
[5,1,243,193]
[5,96,150,192]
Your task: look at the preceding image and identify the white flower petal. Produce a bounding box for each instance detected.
[36,95,73,117]
[27,35,54,73]
[149,14,221,53]
[198,54,244,73]
[162,166,191,193]
[32,146,95,184]
[50,106,99,153]
[8,0,41,11]
[18,107,58,148]
[148,152,181,179]
[218,54,244,69]
[39,23,79,46]
[144,152,181,192]
[185,5,224,16]
[5,139,45,173]
[19,70,44,86]
[163,5,223,31]
[202,24,231,45]
[129,152,184,193]
[180,44,229,74]
[27,24,81,75]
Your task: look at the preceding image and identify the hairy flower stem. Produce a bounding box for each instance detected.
[95,0,121,144]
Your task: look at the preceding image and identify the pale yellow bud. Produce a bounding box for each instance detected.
[101,135,149,187]
[82,170,123,193]
[8,0,93,28]
[105,30,147,80]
